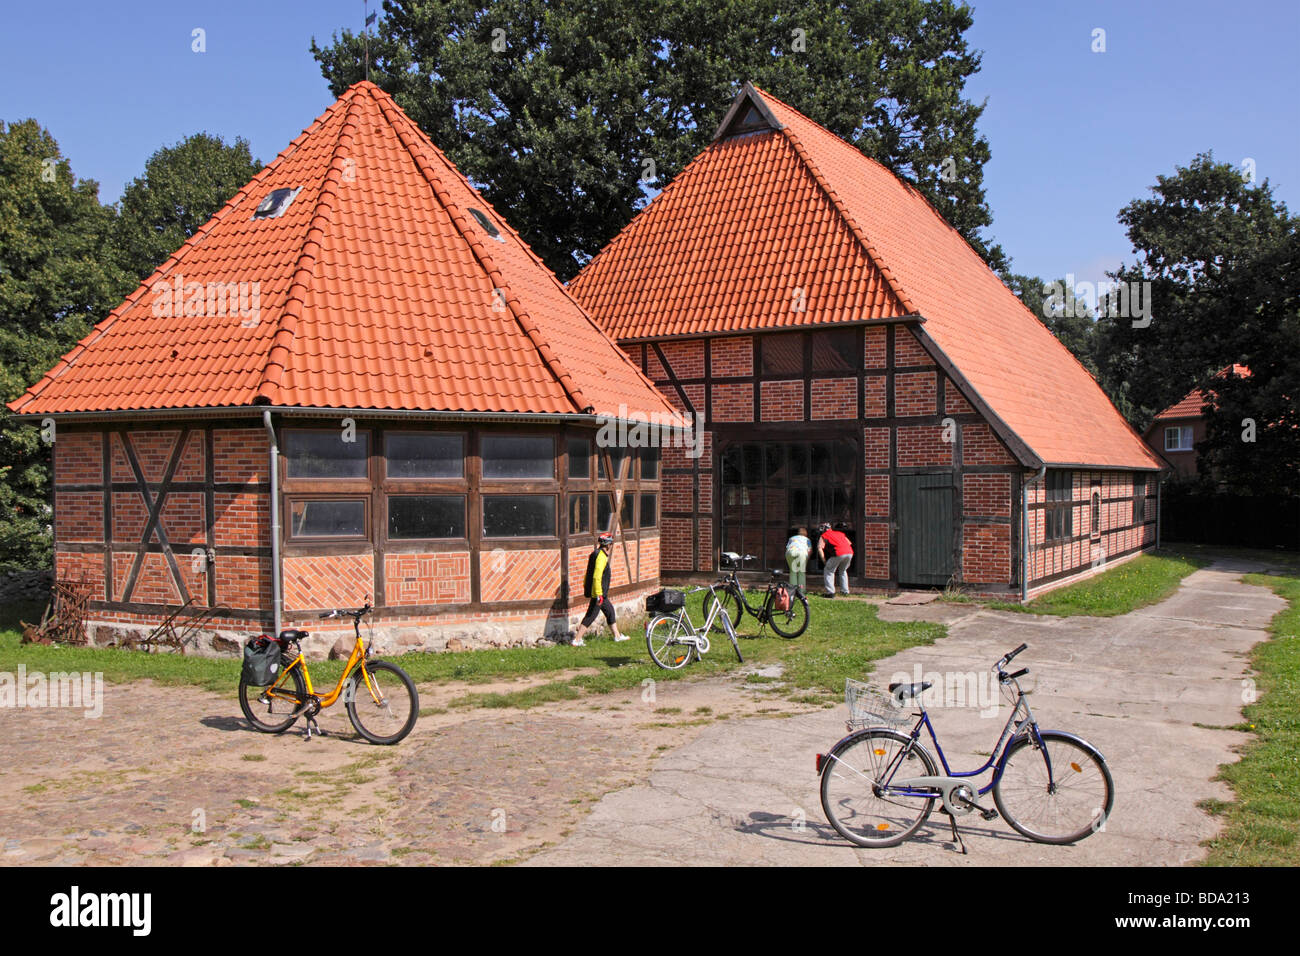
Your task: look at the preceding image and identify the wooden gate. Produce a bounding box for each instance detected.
[897,474,955,586]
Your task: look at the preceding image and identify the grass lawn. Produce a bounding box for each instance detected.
[0,590,944,709]
[1200,570,1300,866]
[977,550,1210,617]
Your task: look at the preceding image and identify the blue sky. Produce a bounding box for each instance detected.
[3,0,1297,296]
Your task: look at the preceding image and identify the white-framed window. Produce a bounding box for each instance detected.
[1164,426,1194,452]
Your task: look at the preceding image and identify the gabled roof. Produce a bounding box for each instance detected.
[569,83,1162,470]
[1152,365,1251,422]
[9,82,678,425]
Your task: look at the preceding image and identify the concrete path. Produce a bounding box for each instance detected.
[527,559,1286,866]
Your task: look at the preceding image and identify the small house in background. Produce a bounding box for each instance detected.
[570,83,1165,597]
[8,81,680,657]
[1143,365,1251,481]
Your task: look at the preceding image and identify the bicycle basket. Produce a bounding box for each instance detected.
[646,589,685,614]
[845,679,910,729]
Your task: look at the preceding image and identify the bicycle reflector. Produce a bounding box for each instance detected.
[816,754,825,773]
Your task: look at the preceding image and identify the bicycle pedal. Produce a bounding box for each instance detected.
[980,809,998,821]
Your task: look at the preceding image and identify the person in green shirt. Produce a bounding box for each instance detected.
[572,533,627,645]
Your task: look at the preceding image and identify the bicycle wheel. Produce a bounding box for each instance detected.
[345,661,419,745]
[646,615,694,670]
[820,729,937,848]
[766,591,809,639]
[703,588,743,635]
[993,731,1114,844]
[239,663,307,734]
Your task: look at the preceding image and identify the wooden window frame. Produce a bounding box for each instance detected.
[386,493,468,542]
[285,495,369,542]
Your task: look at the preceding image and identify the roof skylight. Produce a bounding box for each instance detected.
[252,187,301,220]
[468,207,506,242]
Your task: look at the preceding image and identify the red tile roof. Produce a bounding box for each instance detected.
[1152,365,1251,421]
[9,82,678,425]
[570,85,1162,470]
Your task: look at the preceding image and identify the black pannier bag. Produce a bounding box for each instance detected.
[241,635,283,686]
[646,589,686,614]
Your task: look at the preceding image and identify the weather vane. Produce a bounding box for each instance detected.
[364,1,377,81]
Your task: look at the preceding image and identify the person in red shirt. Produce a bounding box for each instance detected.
[817,522,854,598]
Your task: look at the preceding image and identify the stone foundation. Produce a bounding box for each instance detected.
[75,584,660,660]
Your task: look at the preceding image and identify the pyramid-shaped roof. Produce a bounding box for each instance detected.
[569,84,1161,470]
[10,81,678,425]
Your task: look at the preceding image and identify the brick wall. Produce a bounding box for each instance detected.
[863,427,889,469]
[660,517,693,571]
[711,336,753,376]
[660,340,704,379]
[962,423,1015,465]
[53,552,105,600]
[962,474,1011,517]
[963,523,1011,582]
[54,432,102,485]
[711,382,753,422]
[864,326,887,367]
[894,371,937,417]
[894,328,934,367]
[479,548,562,603]
[897,424,952,467]
[863,374,886,417]
[213,429,268,483]
[213,492,270,547]
[283,554,375,611]
[385,552,471,606]
[760,380,804,421]
[810,377,857,420]
[859,522,889,578]
[55,492,102,542]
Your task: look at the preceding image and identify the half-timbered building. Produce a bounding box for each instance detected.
[570,84,1165,597]
[9,81,679,655]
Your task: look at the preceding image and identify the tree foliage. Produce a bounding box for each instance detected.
[1094,152,1296,431]
[0,120,133,569]
[114,133,262,282]
[311,0,1002,280]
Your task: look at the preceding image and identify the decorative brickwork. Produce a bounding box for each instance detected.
[478,548,562,603]
[283,554,374,611]
[385,552,471,606]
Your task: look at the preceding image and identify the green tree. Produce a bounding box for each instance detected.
[1196,231,1300,496]
[114,133,262,282]
[1093,152,1296,431]
[0,120,133,569]
[311,0,1002,280]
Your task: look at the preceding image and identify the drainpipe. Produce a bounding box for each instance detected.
[1156,475,1163,550]
[262,411,282,638]
[1021,465,1047,602]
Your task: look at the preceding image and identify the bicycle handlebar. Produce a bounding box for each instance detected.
[319,603,372,621]
[993,643,1029,671]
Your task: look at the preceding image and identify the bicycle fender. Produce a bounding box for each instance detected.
[994,728,1108,777]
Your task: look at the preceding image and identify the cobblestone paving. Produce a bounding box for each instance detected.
[0,668,815,866]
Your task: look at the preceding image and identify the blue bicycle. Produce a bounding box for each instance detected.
[817,643,1114,851]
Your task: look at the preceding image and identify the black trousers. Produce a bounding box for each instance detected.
[581,596,616,627]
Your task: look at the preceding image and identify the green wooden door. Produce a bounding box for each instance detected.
[897,474,955,586]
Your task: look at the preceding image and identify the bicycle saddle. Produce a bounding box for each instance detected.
[887,681,932,700]
[278,628,309,642]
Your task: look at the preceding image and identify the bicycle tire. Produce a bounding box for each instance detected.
[766,591,809,639]
[703,588,743,635]
[646,615,694,670]
[239,662,307,734]
[993,731,1114,844]
[820,729,937,848]
[345,660,419,745]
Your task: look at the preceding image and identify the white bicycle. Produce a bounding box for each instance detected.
[644,583,744,669]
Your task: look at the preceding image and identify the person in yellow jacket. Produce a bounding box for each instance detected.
[571,533,627,645]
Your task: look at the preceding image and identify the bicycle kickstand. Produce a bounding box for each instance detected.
[948,813,967,856]
[302,716,323,741]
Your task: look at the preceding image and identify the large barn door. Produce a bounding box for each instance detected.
[897,474,955,586]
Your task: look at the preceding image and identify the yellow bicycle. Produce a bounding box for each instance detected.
[238,602,418,744]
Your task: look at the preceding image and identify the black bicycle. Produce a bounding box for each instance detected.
[703,551,810,639]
